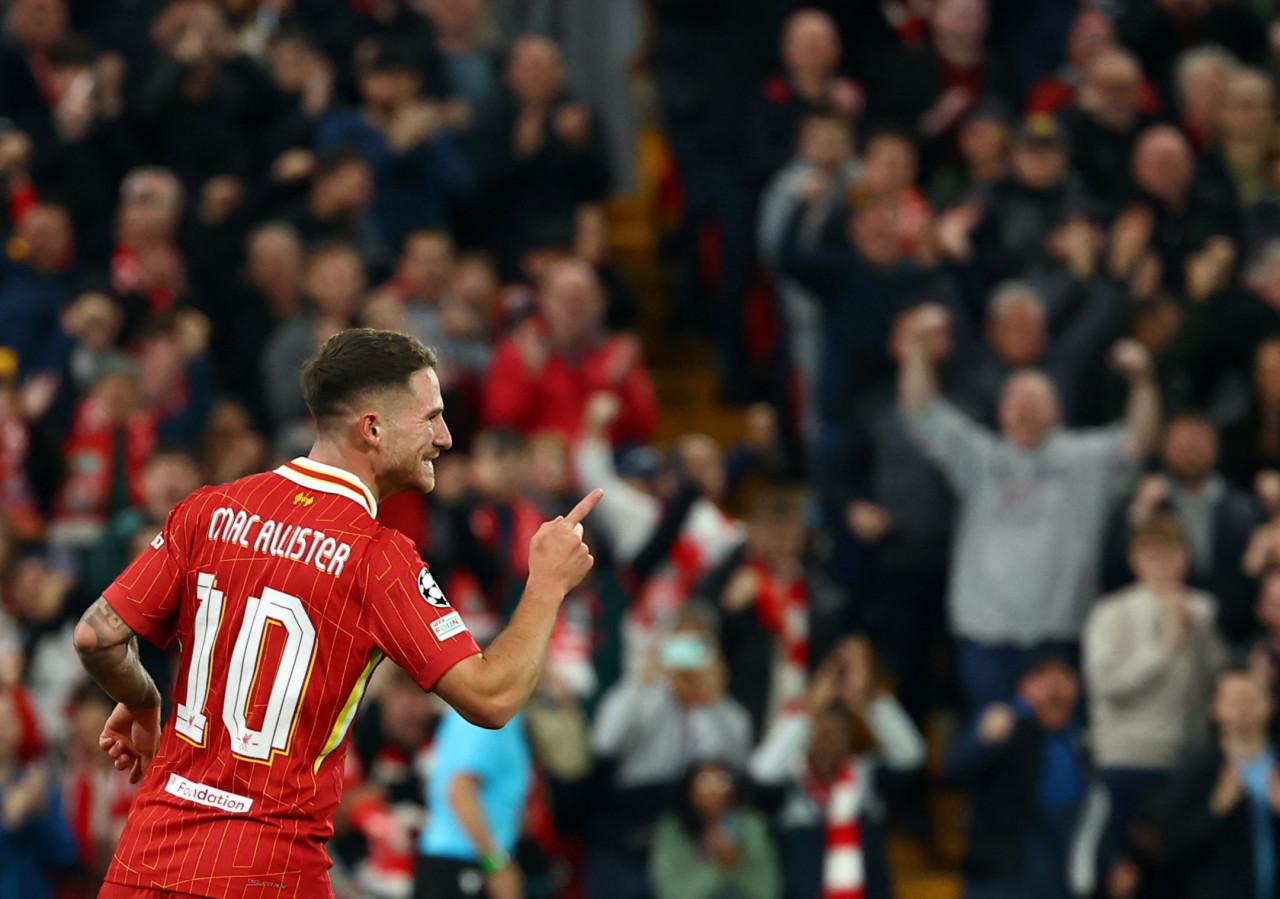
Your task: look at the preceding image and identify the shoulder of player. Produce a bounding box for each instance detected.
[365,522,427,567]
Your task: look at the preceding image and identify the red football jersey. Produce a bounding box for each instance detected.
[101,457,481,898]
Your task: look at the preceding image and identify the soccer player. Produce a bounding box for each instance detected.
[72,328,601,898]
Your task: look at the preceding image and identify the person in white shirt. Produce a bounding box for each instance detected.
[1083,512,1228,881]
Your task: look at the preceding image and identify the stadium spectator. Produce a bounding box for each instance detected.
[777,186,929,495]
[1130,124,1236,296]
[946,651,1090,899]
[958,268,1128,431]
[966,114,1090,296]
[1211,66,1276,207]
[1104,414,1263,642]
[482,259,657,445]
[211,222,305,426]
[261,240,366,434]
[278,149,381,264]
[698,485,847,735]
[863,0,1018,176]
[757,111,859,443]
[61,682,135,889]
[748,8,861,185]
[422,0,502,127]
[9,552,80,740]
[0,203,76,376]
[751,640,925,899]
[468,35,610,280]
[1118,0,1266,103]
[586,612,753,899]
[76,449,202,602]
[648,760,781,899]
[858,130,931,258]
[834,305,958,720]
[1084,513,1228,877]
[265,27,335,137]
[0,685,77,899]
[1025,8,1136,117]
[136,0,294,194]
[1248,569,1280,744]
[926,96,1012,210]
[49,358,158,550]
[574,392,743,668]
[315,40,477,253]
[898,303,1160,709]
[1061,48,1155,220]
[1149,668,1280,899]
[109,168,186,327]
[1174,45,1238,154]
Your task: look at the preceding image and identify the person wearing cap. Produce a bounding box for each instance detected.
[1084,512,1228,880]
[946,649,1092,899]
[315,39,477,253]
[585,610,752,899]
[967,112,1090,290]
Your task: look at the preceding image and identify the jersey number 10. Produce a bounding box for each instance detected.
[174,571,317,761]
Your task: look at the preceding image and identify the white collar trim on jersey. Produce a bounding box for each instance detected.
[274,457,379,519]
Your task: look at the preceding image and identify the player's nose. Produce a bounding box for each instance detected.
[434,415,453,450]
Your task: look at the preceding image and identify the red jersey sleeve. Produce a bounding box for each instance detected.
[360,529,481,692]
[101,491,199,647]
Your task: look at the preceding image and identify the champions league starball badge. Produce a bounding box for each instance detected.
[418,568,451,607]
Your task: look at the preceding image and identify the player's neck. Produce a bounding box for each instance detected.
[306,442,384,505]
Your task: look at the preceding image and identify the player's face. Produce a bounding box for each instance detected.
[380,367,452,495]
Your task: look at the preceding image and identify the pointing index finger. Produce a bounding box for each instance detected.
[565,488,604,526]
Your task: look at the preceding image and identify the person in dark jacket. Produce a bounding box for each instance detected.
[1104,413,1263,643]
[697,485,847,737]
[778,187,929,469]
[1148,668,1280,899]
[466,35,609,280]
[946,650,1091,899]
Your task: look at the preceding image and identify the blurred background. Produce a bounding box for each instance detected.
[9,0,1280,898]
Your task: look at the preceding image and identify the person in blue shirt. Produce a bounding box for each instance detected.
[315,41,478,256]
[416,707,532,899]
[0,687,78,899]
[945,649,1091,899]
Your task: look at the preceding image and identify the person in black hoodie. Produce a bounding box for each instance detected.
[1147,668,1280,899]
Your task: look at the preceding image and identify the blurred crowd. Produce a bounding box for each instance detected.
[16,0,1280,898]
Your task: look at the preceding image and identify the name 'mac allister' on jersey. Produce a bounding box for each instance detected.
[101,457,481,898]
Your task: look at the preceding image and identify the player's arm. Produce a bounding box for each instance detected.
[448,774,520,892]
[433,489,602,728]
[73,597,162,782]
[74,597,161,711]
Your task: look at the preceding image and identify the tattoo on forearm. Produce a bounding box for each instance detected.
[77,598,160,711]
[81,597,131,648]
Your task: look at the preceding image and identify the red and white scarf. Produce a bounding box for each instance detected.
[748,558,809,712]
[805,759,866,899]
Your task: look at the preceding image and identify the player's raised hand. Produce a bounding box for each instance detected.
[100,701,160,784]
[528,489,603,595]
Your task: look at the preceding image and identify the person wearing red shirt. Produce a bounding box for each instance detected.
[482,258,658,446]
[71,327,602,899]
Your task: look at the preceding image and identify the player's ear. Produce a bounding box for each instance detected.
[358,410,382,445]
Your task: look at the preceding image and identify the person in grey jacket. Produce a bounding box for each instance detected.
[897,303,1161,710]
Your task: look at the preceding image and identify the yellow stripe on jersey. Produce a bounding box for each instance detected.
[313,650,384,774]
